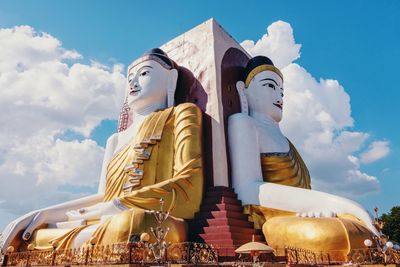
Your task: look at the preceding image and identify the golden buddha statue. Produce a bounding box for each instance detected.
[228,56,380,260]
[1,48,203,252]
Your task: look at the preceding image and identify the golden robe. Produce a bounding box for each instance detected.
[244,140,373,261]
[28,103,203,250]
[260,141,311,189]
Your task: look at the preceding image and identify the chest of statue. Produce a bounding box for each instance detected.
[103,108,175,201]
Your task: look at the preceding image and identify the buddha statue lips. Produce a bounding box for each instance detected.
[129,88,141,95]
[1,48,204,252]
[273,102,282,109]
[229,55,380,261]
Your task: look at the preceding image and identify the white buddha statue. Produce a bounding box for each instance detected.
[228,56,380,259]
[1,48,203,252]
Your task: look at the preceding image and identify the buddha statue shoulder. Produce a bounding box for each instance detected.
[1,48,203,252]
[228,56,380,259]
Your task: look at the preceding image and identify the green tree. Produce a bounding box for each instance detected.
[380,206,400,243]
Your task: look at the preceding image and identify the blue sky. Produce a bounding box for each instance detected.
[0,0,399,228]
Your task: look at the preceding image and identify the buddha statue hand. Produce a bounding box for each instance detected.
[1,208,59,252]
[66,199,128,221]
[1,211,38,252]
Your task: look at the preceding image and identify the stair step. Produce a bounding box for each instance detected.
[214,247,237,257]
[200,225,259,235]
[194,210,248,220]
[193,217,253,228]
[202,196,242,206]
[200,203,243,212]
[189,186,263,255]
[205,190,238,198]
[205,186,235,193]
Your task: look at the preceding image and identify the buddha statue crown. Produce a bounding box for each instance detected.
[236,55,284,115]
[244,55,283,88]
[128,48,177,72]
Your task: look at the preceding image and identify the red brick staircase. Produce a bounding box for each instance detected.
[189,186,265,257]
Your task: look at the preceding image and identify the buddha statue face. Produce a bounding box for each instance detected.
[127,59,178,112]
[245,70,284,123]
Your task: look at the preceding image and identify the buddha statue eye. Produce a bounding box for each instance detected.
[140,70,150,77]
[263,83,275,90]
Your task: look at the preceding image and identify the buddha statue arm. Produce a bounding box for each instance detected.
[118,103,203,219]
[0,193,103,252]
[1,133,120,250]
[98,133,118,194]
[52,134,122,222]
[18,134,123,240]
[259,182,380,236]
[229,113,265,205]
[228,114,379,236]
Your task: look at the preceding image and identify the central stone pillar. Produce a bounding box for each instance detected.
[161,18,249,188]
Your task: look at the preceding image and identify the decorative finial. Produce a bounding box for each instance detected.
[374,207,379,218]
[6,246,14,253]
[160,198,164,213]
[140,232,150,242]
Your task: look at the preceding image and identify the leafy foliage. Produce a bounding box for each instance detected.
[380,206,400,243]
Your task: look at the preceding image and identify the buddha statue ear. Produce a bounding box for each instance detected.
[167,68,179,107]
[117,83,133,132]
[236,80,248,115]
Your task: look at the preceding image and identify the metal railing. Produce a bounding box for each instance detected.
[285,246,400,265]
[2,242,217,266]
[3,241,400,266]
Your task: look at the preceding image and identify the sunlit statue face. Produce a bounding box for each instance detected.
[127,60,176,112]
[245,70,284,123]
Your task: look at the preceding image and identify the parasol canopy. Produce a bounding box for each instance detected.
[235,241,274,254]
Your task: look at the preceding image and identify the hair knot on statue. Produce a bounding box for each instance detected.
[243,56,283,88]
[129,48,177,72]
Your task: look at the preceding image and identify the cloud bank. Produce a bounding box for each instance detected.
[241,20,389,197]
[0,26,125,224]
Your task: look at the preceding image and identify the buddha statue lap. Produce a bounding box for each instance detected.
[1,49,203,252]
[228,56,380,260]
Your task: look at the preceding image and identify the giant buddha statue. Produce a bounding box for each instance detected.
[228,56,380,259]
[1,48,203,252]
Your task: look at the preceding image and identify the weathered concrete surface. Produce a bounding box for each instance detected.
[161,18,249,187]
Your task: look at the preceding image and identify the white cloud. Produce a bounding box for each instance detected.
[241,21,301,69]
[0,136,104,214]
[241,21,389,197]
[360,141,390,164]
[0,25,126,226]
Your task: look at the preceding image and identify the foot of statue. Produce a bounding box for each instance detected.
[262,214,374,261]
[296,211,337,218]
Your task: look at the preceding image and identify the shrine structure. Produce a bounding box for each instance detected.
[1,19,399,267]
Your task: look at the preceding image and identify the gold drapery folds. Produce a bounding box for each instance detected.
[28,103,203,250]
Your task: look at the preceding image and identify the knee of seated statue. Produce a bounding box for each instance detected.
[27,209,187,250]
[262,215,373,261]
[92,209,187,246]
